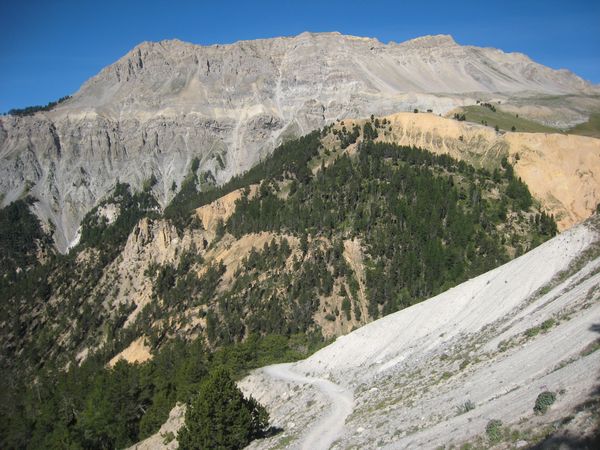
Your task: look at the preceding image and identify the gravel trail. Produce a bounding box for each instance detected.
[262,363,354,450]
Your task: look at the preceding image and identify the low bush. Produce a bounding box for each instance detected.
[486,419,503,443]
[534,391,556,414]
[456,400,475,415]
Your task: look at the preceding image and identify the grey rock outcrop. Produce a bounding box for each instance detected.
[0,32,596,251]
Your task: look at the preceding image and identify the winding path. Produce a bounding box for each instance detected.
[262,363,354,450]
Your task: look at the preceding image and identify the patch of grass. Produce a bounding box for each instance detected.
[541,318,556,331]
[525,326,541,338]
[459,358,470,370]
[376,420,388,429]
[525,319,556,339]
[568,113,600,138]
[458,105,559,133]
[498,338,515,352]
[273,435,295,449]
[486,419,503,443]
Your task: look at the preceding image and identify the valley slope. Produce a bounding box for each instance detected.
[0,123,564,449]
[238,215,600,449]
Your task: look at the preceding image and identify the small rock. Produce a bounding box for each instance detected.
[515,440,528,448]
[288,422,295,429]
[357,427,365,433]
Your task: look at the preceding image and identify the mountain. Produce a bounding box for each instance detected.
[2,32,600,449]
[0,121,562,449]
[1,32,598,251]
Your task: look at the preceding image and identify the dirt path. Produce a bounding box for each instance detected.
[262,363,354,450]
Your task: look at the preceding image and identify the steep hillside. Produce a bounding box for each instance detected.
[237,216,600,449]
[334,112,600,230]
[0,125,559,449]
[1,32,597,250]
[0,196,54,279]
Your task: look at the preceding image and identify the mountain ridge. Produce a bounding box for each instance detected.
[1,32,599,251]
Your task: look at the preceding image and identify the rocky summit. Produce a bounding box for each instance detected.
[1,32,597,251]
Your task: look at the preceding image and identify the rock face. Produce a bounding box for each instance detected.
[0,32,596,250]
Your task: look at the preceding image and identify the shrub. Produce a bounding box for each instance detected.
[486,419,503,443]
[541,319,556,331]
[525,326,541,338]
[341,298,351,320]
[456,400,475,415]
[162,431,175,444]
[534,391,556,414]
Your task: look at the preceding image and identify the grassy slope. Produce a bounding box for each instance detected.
[459,105,559,133]
[568,113,600,138]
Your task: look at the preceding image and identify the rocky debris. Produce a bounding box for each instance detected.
[239,216,600,449]
[127,404,185,450]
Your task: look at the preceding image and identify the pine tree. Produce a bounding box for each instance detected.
[177,368,269,450]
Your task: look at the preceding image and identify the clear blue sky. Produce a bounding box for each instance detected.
[1,0,599,112]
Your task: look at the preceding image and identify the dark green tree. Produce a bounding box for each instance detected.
[362,122,378,141]
[178,368,269,450]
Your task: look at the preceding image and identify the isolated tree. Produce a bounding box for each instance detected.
[177,368,269,450]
